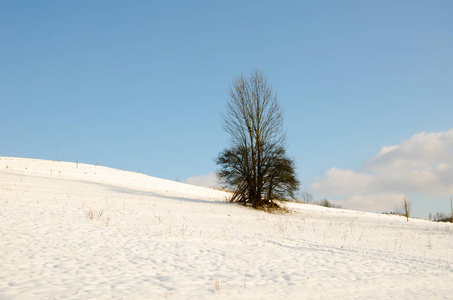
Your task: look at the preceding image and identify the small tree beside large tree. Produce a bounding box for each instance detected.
[216,70,299,209]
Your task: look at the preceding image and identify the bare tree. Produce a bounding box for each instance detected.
[216,70,299,209]
[301,191,314,203]
[398,197,412,222]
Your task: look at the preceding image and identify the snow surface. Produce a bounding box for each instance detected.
[1,157,452,299]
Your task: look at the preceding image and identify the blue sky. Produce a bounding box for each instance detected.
[1,1,452,218]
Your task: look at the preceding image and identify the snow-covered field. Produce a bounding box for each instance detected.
[1,157,452,299]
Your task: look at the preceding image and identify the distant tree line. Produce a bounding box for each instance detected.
[291,191,342,209]
[428,212,452,223]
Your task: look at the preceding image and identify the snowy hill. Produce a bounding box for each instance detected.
[1,157,452,299]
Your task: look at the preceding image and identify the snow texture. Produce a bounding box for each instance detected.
[0,157,452,299]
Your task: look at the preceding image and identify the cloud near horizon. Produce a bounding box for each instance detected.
[311,129,453,212]
[184,173,222,189]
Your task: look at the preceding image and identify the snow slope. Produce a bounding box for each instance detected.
[1,157,452,299]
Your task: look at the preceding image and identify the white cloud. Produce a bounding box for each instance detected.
[338,193,405,213]
[311,129,453,212]
[364,129,453,172]
[311,168,373,196]
[184,173,222,189]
